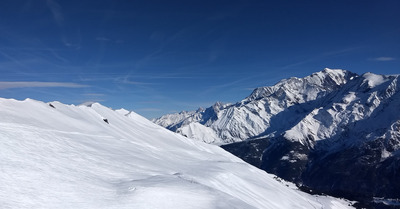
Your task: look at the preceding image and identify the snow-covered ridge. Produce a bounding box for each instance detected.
[0,98,352,209]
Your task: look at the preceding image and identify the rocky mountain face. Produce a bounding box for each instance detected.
[154,69,400,208]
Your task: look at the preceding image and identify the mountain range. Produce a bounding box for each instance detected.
[153,68,400,208]
[153,68,356,144]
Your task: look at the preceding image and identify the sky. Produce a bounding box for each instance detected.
[0,0,399,118]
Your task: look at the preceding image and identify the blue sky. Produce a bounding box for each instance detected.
[0,0,399,118]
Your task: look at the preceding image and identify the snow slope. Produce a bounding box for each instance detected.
[0,98,352,209]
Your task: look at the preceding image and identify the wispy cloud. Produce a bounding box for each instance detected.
[135,108,162,112]
[371,57,396,61]
[83,93,105,97]
[0,81,88,90]
[96,37,111,42]
[115,76,156,86]
[95,36,122,44]
[46,0,64,26]
[139,101,161,104]
[45,0,81,49]
[281,47,361,70]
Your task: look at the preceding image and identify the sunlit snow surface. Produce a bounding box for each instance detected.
[0,98,353,209]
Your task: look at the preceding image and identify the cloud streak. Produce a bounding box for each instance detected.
[83,93,105,97]
[96,37,111,42]
[0,81,88,90]
[281,47,361,70]
[135,108,162,112]
[372,57,396,61]
[46,0,64,26]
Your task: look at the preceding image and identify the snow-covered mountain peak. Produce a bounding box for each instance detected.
[211,101,225,110]
[115,108,131,115]
[196,107,205,112]
[312,68,353,84]
[243,68,355,103]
